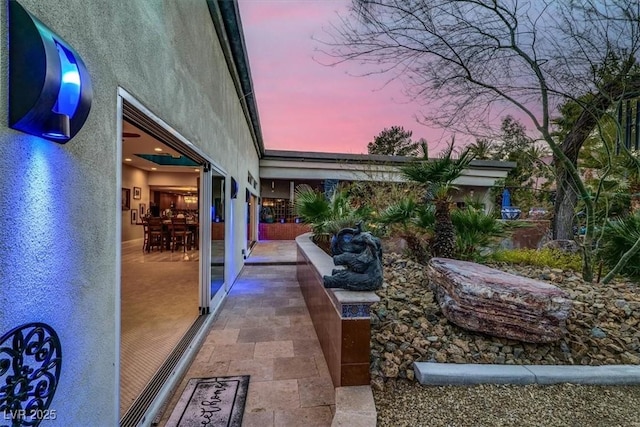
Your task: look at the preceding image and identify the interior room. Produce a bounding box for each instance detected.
[119,120,214,417]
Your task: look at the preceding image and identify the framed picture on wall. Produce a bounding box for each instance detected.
[133,187,142,200]
[131,209,138,224]
[139,203,146,217]
[122,188,130,210]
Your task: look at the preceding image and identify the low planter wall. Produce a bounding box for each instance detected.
[501,220,551,250]
[296,233,379,387]
[260,223,311,240]
[211,222,224,240]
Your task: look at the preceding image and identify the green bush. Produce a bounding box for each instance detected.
[377,199,432,261]
[490,248,582,271]
[374,200,506,262]
[293,184,369,245]
[451,207,506,261]
[599,213,640,278]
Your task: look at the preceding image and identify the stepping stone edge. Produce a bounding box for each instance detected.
[413,363,640,386]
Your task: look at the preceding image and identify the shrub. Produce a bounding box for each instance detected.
[378,198,432,261]
[490,248,582,271]
[294,184,369,246]
[451,207,506,261]
[599,213,640,278]
[376,200,506,262]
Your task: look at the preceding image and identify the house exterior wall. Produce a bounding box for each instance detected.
[260,158,512,187]
[0,1,259,425]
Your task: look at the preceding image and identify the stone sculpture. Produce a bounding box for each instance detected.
[428,257,571,343]
[323,223,383,291]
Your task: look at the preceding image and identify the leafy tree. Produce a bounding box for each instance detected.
[492,116,553,212]
[323,0,640,281]
[494,116,536,189]
[493,116,532,162]
[368,126,420,156]
[400,140,475,258]
[550,57,640,240]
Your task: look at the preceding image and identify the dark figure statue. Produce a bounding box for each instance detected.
[323,223,384,291]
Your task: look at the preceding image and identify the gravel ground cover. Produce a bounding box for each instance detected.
[372,253,640,426]
[375,381,640,426]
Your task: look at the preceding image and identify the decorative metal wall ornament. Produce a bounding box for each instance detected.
[0,323,61,427]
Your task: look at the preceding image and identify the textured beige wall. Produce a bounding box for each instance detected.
[0,1,260,424]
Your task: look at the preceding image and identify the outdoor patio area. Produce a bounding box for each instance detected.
[157,241,342,426]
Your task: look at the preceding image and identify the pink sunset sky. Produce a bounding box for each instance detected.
[238,0,456,154]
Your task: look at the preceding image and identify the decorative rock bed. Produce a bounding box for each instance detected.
[370,253,640,390]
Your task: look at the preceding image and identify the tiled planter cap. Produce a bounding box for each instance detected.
[331,289,380,319]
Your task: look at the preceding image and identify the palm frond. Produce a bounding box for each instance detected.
[400,139,475,187]
[378,198,417,226]
[451,207,506,260]
[600,213,640,278]
[414,204,435,229]
[294,185,330,223]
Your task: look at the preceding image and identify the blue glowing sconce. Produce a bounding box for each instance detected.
[8,1,92,143]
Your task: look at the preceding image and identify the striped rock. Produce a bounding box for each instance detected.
[428,258,571,343]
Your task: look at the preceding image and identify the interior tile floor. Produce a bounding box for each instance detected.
[120,239,201,417]
[157,242,335,426]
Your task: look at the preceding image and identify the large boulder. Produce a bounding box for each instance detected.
[428,258,571,343]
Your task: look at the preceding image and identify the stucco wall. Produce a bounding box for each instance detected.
[0,1,260,425]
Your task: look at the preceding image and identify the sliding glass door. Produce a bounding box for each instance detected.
[210,173,226,304]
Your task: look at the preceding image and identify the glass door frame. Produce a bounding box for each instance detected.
[199,164,228,313]
[246,191,258,255]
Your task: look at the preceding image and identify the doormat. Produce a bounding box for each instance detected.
[165,376,250,427]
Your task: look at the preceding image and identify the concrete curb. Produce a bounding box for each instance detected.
[413,363,640,386]
[331,386,377,427]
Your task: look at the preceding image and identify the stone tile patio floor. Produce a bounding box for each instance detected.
[157,241,337,426]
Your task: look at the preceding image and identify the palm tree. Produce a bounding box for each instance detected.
[468,138,494,160]
[400,139,475,258]
[293,184,370,247]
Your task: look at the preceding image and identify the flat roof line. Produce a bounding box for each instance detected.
[263,149,516,170]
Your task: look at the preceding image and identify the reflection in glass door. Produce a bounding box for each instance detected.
[247,192,257,253]
[211,174,225,300]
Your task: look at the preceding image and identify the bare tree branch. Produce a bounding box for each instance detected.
[318,0,640,281]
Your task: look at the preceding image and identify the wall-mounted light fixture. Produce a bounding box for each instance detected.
[9,1,92,143]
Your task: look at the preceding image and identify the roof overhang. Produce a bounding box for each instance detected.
[260,150,516,187]
[207,0,264,157]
